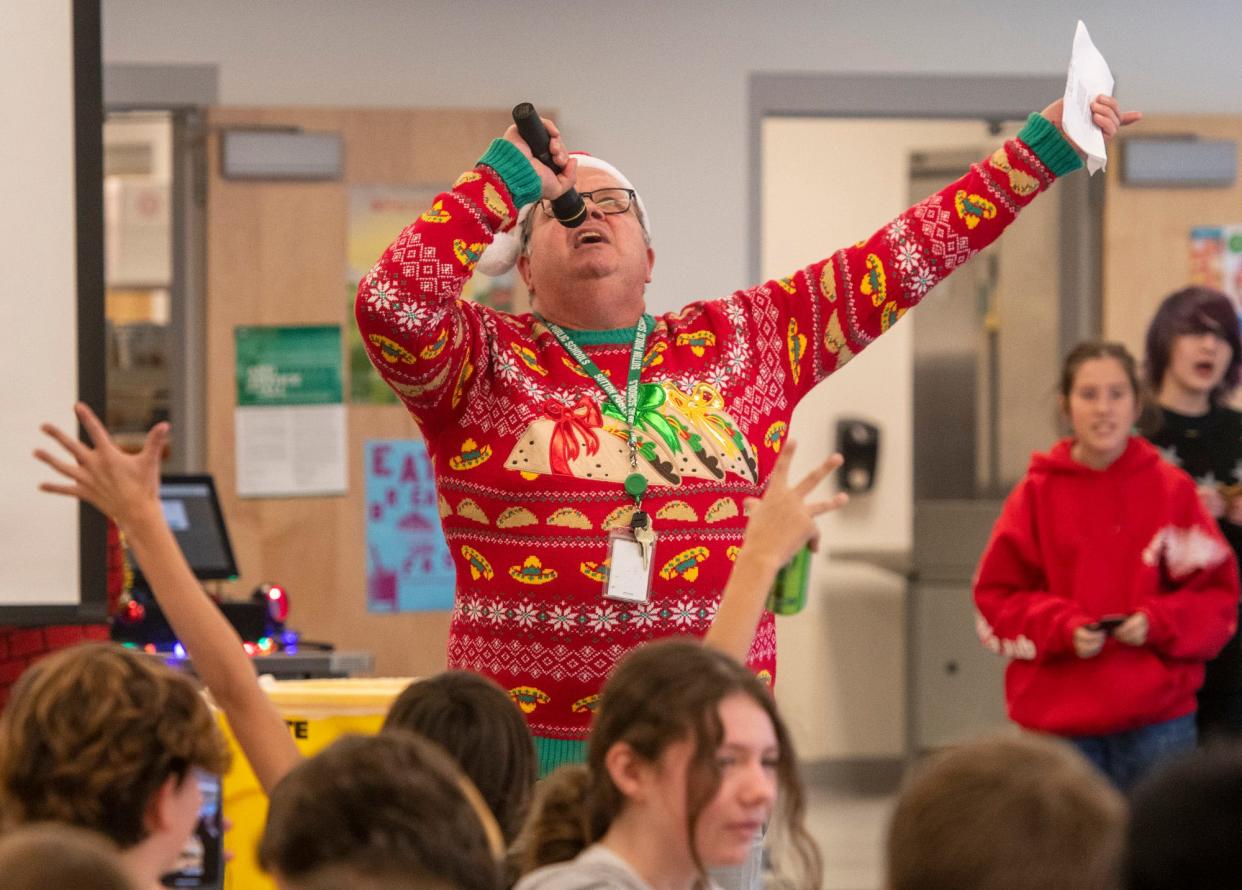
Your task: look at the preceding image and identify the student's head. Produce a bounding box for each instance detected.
[1125,745,1242,890]
[382,670,536,843]
[1059,341,1142,467]
[1144,285,1241,404]
[0,824,135,890]
[0,642,229,870]
[887,733,1125,890]
[259,731,503,890]
[522,640,820,887]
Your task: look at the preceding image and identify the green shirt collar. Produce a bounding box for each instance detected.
[548,313,656,346]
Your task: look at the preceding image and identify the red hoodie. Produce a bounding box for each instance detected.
[974,437,1240,736]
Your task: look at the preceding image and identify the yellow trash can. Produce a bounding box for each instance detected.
[219,677,412,890]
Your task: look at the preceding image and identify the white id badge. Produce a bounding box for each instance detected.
[604,528,656,604]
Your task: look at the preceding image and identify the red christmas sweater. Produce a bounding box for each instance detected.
[357,114,1080,753]
[974,437,1240,736]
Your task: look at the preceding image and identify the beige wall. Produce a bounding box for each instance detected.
[1104,115,1242,359]
[205,106,516,678]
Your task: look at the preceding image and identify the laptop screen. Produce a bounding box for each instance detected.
[143,474,239,582]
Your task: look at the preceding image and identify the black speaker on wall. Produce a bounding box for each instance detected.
[836,418,879,495]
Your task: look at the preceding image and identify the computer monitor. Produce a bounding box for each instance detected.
[139,474,239,583]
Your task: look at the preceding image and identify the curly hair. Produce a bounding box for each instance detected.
[382,670,536,844]
[259,731,503,890]
[0,642,230,849]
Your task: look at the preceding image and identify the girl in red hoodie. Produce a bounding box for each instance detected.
[974,341,1239,789]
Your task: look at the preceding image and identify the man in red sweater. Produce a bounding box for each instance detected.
[356,97,1136,772]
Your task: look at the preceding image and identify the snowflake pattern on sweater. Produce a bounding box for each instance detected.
[356,120,1065,740]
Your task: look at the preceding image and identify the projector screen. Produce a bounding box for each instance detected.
[0,0,107,622]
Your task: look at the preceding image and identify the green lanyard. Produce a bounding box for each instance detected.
[538,314,651,501]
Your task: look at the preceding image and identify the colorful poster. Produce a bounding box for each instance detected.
[233,325,347,498]
[1225,228,1242,307]
[1190,227,1225,291]
[1190,225,1242,308]
[345,185,524,404]
[364,439,455,612]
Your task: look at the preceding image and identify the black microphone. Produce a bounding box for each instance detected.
[512,102,586,228]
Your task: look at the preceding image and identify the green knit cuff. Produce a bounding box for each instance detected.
[477,139,543,209]
[533,735,588,777]
[1018,112,1083,177]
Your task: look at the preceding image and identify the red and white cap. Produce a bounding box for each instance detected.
[476,153,650,277]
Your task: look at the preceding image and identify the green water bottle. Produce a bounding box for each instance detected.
[766,544,812,615]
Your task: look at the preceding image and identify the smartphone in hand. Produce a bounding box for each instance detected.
[1087,614,1128,634]
[161,771,223,889]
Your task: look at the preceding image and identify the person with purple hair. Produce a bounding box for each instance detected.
[1143,285,1242,740]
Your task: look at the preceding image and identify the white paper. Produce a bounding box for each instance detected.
[235,404,348,498]
[1062,20,1115,175]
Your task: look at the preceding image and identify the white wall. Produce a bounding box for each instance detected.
[102,0,1242,316]
[763,117,1012,555]
[764,117,1010,759]
[1,0,80,606]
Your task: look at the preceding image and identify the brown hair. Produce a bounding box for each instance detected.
[1060,340,1141,400]
[1144,285,1242,402]
[0,824,135,890]
[1125,745,1242,890]
[519,640,821,888]
[0,642,230,849]
[887,733,1125,890]
[259,731,502,890]
[382,670,536,844]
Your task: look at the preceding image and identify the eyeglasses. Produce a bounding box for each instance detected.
[537,188,636,218]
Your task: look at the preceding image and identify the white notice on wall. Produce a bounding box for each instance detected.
[1062,20,1115,175]
[235,404,347,498]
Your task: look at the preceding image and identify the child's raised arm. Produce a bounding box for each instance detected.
[705,441,848,662]
[35,402,301,793]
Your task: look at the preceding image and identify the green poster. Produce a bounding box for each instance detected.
[235,325,343,407]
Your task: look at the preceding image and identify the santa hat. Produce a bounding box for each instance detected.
[476,153,650,277]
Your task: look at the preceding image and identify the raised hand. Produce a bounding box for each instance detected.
[1040,94,1142,156]
[707,440,850,660]
[503,115,579,201]
[34,402,166,531]
[37,402,302,794]
[741,440,850,570]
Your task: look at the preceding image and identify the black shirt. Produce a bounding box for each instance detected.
[1143,405,1242,557]
[1145,404,1242,723]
